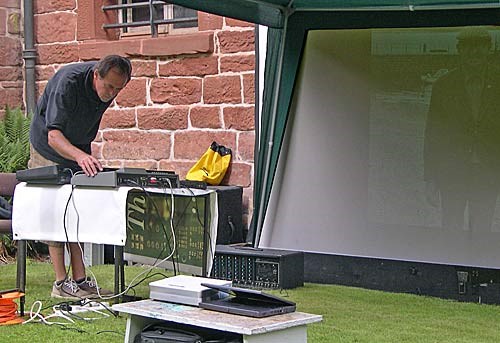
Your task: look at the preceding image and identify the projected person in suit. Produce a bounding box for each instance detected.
[424,27,500,232]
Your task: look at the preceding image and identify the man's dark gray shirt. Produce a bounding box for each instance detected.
[30,61,112,167]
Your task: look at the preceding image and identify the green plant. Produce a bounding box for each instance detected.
[0,106,31,173]
[0,234,15,263]
[0,106,32,261]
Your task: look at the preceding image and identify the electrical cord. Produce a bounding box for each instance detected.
[23,300,74,326]
[145,179,177,272]
[60,174,211,302]
[69,193,109,300]
[63,182,108,300]
[0,291,24,325]
[125,179,177,271]
[113,179,181,294]
[62,177,161,302]
[158,179,184,274]
[116,179,215,294]
[181,186,216,273]
[62,181,114,302]
[59,168,83,285]
[70,178,179,302]
[96,330,125,336]
[162,186,190,274]
[159,180,214,276]
[53,299,116,320]
[23,300,124,336]
[54,303,111,321]
[62,184,77,282]
[60,326,87,333]
[87,299,117,318]
[60,180,117,301]
[127,271,169,290]
[23,300,109,334]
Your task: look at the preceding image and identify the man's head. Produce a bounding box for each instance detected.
[93,55,132,102]
[456,27,492,71]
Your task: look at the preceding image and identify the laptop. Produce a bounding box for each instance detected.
[199,283,296,318]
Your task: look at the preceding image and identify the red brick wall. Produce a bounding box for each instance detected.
[0,0,23,117]
[32,0,256,227]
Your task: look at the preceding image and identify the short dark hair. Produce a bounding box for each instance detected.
[94,55,132,82]
[456,27,492,49]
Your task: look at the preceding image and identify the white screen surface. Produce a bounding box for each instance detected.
[260,27,500,268]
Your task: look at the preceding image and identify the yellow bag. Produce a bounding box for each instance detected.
[186,142,232,185]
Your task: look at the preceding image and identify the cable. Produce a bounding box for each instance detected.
[160,180,214,277]
[0,291,24,325]
[63,183,108,301]
[82,299,118,317]
[125,179,177,270]
[57,179,156,302]
[150,178,177,275]
[67,183,115,301]
[96,330,125,336]
[157,178,181,274]
[60,326,87,333]
[181,186,216,275]
[112,179,180,294]
[71,179,179,302]
[61,175,210,302]
[24,298,114,328]
[127,271,169,289]
[59,180,112,301]
[64,178,149,301]
[23,301,74,326]
[62,184,77,281]
[54,302,111,321]
[60,168,80,284]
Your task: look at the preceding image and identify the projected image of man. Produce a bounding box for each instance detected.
[424,27,500,232]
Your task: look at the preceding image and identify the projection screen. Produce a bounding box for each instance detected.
[260,26,500,269]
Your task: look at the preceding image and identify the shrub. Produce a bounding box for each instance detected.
[0,106,31,173]
[0,107,32,262]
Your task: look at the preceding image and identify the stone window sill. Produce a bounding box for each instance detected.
[78,31,214,60]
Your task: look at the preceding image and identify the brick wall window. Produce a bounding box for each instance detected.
[117,1,198,37]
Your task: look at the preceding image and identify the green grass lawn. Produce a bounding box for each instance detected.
[1,260,500,342]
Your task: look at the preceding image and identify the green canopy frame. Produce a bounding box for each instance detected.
[168,0,500,246]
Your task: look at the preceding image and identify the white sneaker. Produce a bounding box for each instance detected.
[51,279,90,300]
[76,277,114,298]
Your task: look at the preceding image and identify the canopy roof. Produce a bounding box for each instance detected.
[171,1,500,28]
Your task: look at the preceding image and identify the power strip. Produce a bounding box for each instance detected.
[55,301,110,314]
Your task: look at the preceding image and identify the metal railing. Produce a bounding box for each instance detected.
[102,1,198,38]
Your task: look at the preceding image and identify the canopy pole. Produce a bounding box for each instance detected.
[253,16,289,248]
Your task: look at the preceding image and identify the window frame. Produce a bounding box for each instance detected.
[101,0,198,38]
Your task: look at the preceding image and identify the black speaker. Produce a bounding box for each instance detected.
[207,185,245,245]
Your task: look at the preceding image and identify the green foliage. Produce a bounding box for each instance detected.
[0,106,31,173]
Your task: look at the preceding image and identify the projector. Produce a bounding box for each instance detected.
[149,275,232,306]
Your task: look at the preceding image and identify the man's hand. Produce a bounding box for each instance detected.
[75,152,102,176]
[47,129,103,176]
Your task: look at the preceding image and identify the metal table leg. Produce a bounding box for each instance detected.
[114,245,125,302]
[16,239,26,316]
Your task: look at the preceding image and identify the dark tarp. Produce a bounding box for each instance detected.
[170,1,500,28]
